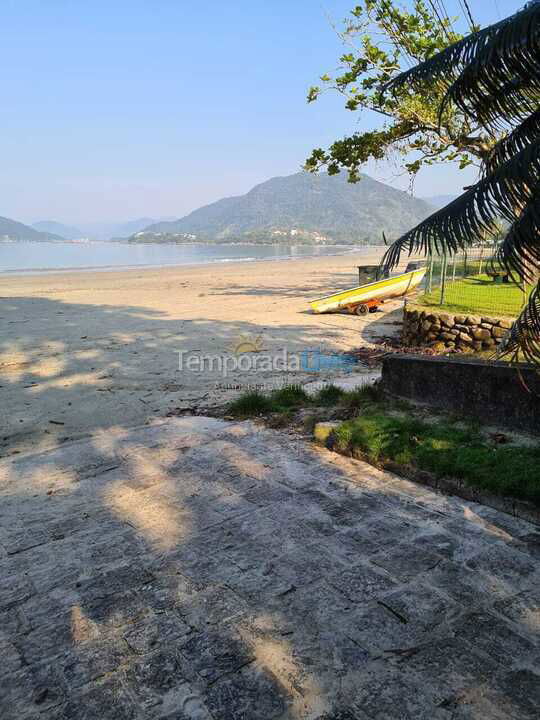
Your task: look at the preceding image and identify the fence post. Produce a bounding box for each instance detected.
[440,253,448,306]
[478,245,484,276]
[427,252,433,293]
[452,253,457,283]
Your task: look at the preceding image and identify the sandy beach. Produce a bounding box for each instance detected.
[0,249,406,457]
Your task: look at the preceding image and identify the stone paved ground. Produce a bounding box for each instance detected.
[0,416,538,720]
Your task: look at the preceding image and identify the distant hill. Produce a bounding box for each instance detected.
[422,194,458,210]
[32,220,84,240]
[0,216,64,242]
[131,172,433,245]
[80,218,177,241]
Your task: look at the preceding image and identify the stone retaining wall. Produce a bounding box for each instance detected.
[402,306,513,352]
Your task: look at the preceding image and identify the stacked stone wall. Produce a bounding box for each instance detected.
[402,307,513,352]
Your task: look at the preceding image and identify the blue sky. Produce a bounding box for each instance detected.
[1,0,525,224]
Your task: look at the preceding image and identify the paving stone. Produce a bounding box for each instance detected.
[323,528,380,563]
[0,663,69,719]
[178,627,254,684]
[518,531,540,560]
[0,638,24,676]
[328,562,397,603]
[451,610,536,657]
[348,663,452,719]
[376,583,458,630]
[0,416,538,720]
[205,664,288,720]
[60,641,130,689]
[494,668,540,719]
[465,544,538,595]
[428,559,487,607]
[301,488,360,527]
[242,480,294,506]
[0,574,35,611]
[175,583,249,629]
[370,544,444,582]
[124,649,199,711]
[123,613,192,654]
[401,638,500,695]
[77,563,155,602]
[222,559,294,603]
[55,673,140,720]
[274,543,349,587]
[356,515,421,550]
[493,587,540,636]
[315,711,364,720]
[345,584,457,654]
[409,529,478,562]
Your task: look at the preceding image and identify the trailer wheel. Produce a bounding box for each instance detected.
[354,303,370,316]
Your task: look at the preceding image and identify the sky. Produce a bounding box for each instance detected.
[0,0,525,225]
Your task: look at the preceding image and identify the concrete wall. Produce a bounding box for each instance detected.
[402,306,513,353]
[381,354,540,434]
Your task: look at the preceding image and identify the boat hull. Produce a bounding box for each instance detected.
[310,268,426,314]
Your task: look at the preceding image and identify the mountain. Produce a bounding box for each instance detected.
[131,172,433,245]
[32,220,84,240]
[0,216,64,242]
[423,194,458,210]
[78,218,177,241]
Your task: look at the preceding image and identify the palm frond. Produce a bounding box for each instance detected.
[383,4,540,96]
[483,109,540,174]
[498,280,540,364]
[382,140,540,270]
[440,8,540,129]
[496,199,540,283]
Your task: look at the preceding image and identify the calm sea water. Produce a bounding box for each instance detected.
[0,241,363,274]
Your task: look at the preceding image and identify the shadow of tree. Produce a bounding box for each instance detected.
[0,412,538,719]
[0,292,396,458]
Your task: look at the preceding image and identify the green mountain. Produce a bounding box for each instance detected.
[0,216,64,242]
[132,172,433,245]
[32,220,84,240]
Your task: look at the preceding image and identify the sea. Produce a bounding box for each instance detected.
[0,241,368,275]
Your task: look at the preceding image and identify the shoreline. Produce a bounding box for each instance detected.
[0,241,376,277]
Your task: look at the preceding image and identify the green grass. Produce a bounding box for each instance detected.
[228,384,540,505]
[419,274,531,317]
[228,384,310,417]
[332,412,540,505]
[227,383,380,418]
[228,391,275,417]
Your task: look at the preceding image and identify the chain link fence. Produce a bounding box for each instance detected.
[418,243,532,318]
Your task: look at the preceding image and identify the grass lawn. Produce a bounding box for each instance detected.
[332,412,540,505]
[228,383,540,506]
[419,274,530,317]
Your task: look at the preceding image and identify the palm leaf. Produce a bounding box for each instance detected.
[383,5,539,96]
[440,9,540,129]
[498,280,540,364]
[382,140,540,271]
[496,199,540,283]
[484,108,540,174]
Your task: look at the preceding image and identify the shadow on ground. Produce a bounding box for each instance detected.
[0,415,539,720]
[0,292,397,457]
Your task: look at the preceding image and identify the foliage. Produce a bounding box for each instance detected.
[381,3,540,363]
[333,412,540,505]
[305,1,495,183]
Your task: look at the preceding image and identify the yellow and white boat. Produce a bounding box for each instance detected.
[310,267,427,315]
